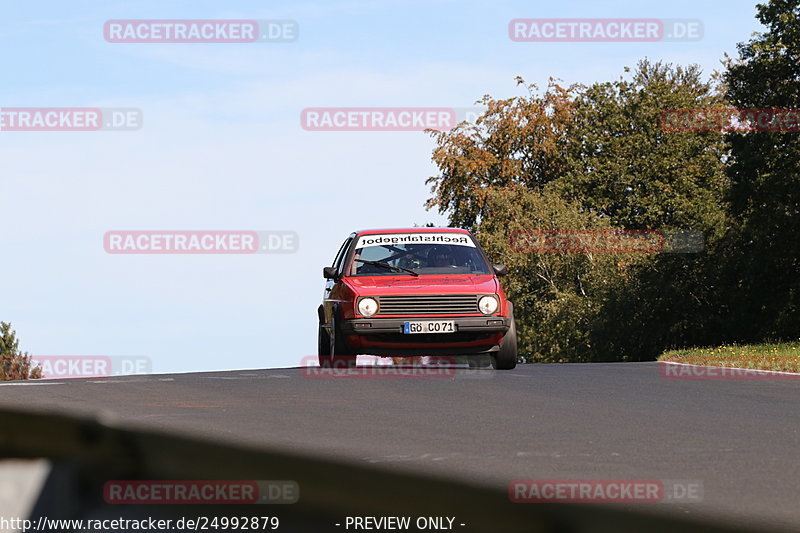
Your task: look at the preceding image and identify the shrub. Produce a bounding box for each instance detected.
[0,322,42,380]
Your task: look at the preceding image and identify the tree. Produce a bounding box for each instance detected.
[561,60,729,237]
[560,60,731,360]
[722,0,800,340]
[0,322,42,380]
[427,62,730,362]
[426,79,578,231]
[476,185,628,362]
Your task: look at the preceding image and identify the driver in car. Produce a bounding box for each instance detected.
[428,245,455,268]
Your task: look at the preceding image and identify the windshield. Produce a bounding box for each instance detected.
[348,233,492,276]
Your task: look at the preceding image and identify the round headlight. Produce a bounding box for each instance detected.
[358,297,379,317]
[478,295,499,315]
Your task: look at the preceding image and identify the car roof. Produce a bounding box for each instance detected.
[354,227,472,236]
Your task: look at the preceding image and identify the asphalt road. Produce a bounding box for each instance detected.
[2,361,799,531]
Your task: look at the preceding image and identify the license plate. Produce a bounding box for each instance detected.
[403,321,455,334]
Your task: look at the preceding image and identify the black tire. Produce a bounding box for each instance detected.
[318,325,332,367]
[492,304,517,370]
[330,314,357,368]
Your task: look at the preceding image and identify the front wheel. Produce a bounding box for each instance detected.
[491,305,517,370]
[318,325,332,367]
[329,315,356,368]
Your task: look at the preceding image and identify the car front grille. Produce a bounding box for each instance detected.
[377,294,479,315]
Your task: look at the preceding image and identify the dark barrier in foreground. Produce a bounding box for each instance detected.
[0,407,771,533]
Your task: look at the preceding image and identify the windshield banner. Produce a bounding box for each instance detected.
[356,233,475,248]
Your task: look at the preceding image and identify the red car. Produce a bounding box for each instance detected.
[317,228,517,369]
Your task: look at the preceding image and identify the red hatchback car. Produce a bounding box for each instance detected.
[318,228,517,369]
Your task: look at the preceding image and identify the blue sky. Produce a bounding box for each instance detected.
[1,0,766,374]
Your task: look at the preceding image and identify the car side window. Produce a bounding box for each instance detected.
[333,237,353,275]
[331,238,349,267]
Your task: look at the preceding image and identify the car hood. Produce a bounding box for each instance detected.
[345,275,498,295]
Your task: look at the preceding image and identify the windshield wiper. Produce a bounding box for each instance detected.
[354,259,419,276]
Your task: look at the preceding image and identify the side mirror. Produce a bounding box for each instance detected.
[492,264,507,277]
[323,266,338,279]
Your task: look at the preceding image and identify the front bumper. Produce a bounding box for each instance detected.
[341,316,510,335]
[340,316,510,356]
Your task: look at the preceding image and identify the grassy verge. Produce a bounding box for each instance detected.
[658,342,800,373]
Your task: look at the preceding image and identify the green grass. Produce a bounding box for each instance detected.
[658,342,800,373]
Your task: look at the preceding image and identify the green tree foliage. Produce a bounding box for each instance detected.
[477,185,629,362]
[564,63,734,360]
[722,0,800,340]
[427,62,730,362]
[0,322,42,380]
[561,60,729,236]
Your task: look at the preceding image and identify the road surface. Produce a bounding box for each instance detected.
[2,362,798,531]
